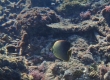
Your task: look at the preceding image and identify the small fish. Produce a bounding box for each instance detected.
[51,40,71,61]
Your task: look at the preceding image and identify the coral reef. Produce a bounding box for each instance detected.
[16,7,60,36]
[0,54,32,80]
[43,58,85,80]
[56,0,90,17]
[1,0,110,80]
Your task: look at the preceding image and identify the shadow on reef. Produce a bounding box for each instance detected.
[102,5,110,27]
[31,0,52,7]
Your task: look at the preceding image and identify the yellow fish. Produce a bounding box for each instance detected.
[51,40,71,61]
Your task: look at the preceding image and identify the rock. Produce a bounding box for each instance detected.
[104,71,110,80]
[81,53,94,64]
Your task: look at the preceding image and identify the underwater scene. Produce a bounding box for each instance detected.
[1,0,110,80]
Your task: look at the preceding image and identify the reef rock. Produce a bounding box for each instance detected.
[16,7,60,36]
